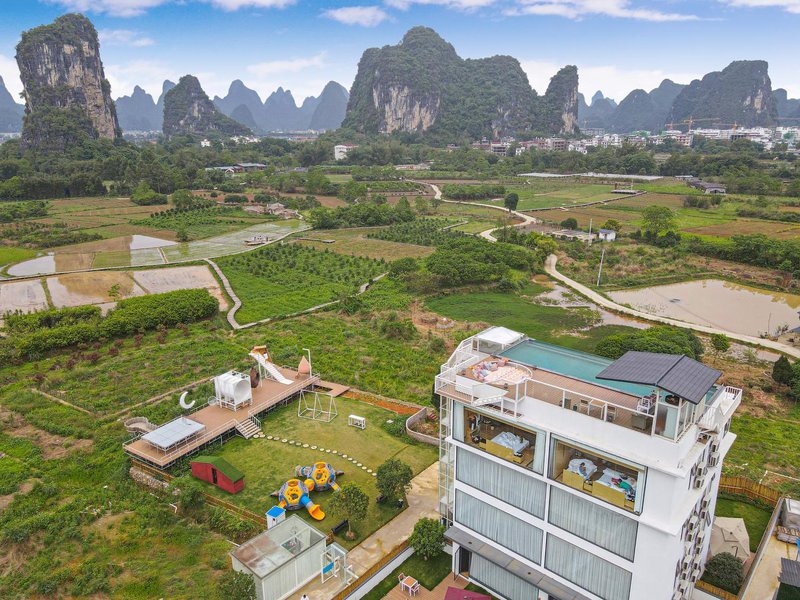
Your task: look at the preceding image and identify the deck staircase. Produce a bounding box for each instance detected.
[235,417,261,439]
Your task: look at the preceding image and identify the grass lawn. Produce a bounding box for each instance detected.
[0,246,38,267]
[487,183,618,211]
[196,396,438,549]
[424,284,638,354]
[294,228,434,261]
[218,244,385,323]
[361,551,451,600]
[715,496,773,552]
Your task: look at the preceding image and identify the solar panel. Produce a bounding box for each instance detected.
[596,351,720,404]
[142,417,206,450]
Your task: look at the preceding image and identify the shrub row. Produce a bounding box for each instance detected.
[6,289,219,357]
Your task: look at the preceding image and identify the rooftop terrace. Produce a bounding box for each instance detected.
[435,328,741,443]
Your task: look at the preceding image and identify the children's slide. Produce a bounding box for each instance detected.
[304,500,325,521]
[250,352,293,385]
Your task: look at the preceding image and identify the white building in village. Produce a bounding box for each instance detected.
[436,327,741,600]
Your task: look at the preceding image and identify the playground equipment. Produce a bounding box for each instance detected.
[348,415,366,430]
[296,462,344,493]
[270,462,344,521]
[249,346,293,385]
[273,479,325,520]
[298,389,337,422]
[213,371,252,411]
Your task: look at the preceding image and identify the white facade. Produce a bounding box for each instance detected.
[334,144,356,161]
[436,330,741,600]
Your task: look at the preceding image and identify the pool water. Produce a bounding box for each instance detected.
[500,340,653,397]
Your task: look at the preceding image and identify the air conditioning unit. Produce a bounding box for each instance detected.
[687,530,696,542]
[699,508,708,520]
[701,498,711,509]
[673,591,684,600]
[689,515,699,528]
[678,581,689,594]
[708,451,720,467]
[694,477,705,489]
[710,440,720,453]
[691,567,701,582]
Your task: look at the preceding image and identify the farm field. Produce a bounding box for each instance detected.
[196,396,438,549]
[5,220,304,276]
[134,206,279,240]
[294,227,434,260]
[367,218,462,246]
[217,244,385,323]
[487,182,621,211]
[28,197,171,237]
[424,283,638,354]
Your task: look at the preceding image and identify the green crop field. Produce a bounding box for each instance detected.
[196,396,437,549]
[294,227,434,260]
[486,182,620,211]
[367,218,462,246]
[218,244,385,323]
[134,206,277,240]
[424,283,638,354]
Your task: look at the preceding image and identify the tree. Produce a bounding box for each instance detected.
[329,483,369,540]
[772,355,794,386]
[701,552,744,594]
[176,227,189,242]
[172,477,205,514]
[601,218,622,233]
[215,570,255,600]
[710,333,730,359]
[430,194,442,210]
[171,189,196,209]
[409,518,446,560]
[595,326,704,360]
[414,195,429,213]
[560,217,578,229]
[503,192,519,211]
[641,205,677,234]
[376,458,413,503]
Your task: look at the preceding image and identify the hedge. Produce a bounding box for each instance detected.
[99,289,219,337]
[15,322,102,356]
[4,305,101,334]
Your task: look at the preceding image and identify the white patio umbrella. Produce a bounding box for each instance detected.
[710,517,751,559]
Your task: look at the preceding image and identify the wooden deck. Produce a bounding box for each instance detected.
[123,366,349,468]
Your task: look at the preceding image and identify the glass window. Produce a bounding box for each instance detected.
[545,534,632,600]
[469,553,541,600]
[456,406,544,473]
[455,490,543,565]
[548,486,638,560]
[456,446,547,519]
[549,437,644,514]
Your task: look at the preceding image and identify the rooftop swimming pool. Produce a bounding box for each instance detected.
[500,340,653,397]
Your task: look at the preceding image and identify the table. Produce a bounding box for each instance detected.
[400,576,419,596]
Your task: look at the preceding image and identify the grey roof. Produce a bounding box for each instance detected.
[780,558,800,587]
[445,527,591,600]
[596,351,721,404]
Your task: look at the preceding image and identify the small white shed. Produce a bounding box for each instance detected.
[598,229,617,242]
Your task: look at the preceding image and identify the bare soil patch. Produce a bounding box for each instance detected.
[0,406,93,459]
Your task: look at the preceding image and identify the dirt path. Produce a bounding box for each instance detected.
[546,254,800,359]
[205,258,388,331]
[423,182,539,241]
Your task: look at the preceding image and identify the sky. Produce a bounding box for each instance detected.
[0,0,799,107]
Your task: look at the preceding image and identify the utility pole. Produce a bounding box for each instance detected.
[596,247,606,287]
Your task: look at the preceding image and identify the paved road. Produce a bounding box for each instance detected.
[425,182,538,241]
[545,254,800,359]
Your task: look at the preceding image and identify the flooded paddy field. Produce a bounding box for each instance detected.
[0,265,228,315]
[6,221,304,276]
[608,279,800,338]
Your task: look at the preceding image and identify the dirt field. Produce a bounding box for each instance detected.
[132,265,228,310]
[683,220,800,239]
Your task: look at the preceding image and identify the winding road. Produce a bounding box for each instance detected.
[422,180,800,358]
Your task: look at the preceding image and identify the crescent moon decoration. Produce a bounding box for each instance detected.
[179,391,196,410]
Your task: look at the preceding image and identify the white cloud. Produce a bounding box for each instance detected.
[386,0,497,9]
[105,59,177,98]
[44,0,170,17]
[720,0,800,13]
[45,0,294,17]
[99,29,155,47]
[0,55,23,101]
[322,6,391,26]
[520,59,699,102]
[246,52,327,77]
[507,0,699,21]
